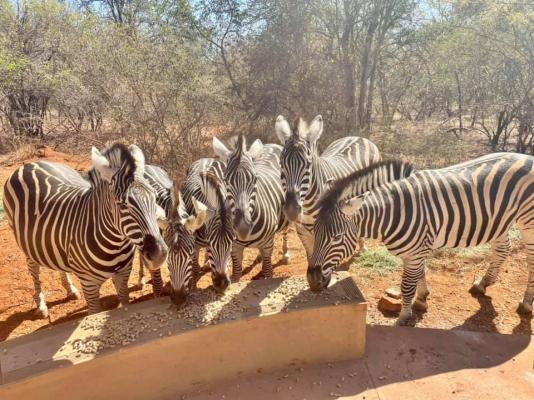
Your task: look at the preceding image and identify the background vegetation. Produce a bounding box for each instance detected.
[0,0,532,172]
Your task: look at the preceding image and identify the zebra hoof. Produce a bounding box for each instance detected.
[231,274,242,283]
[35,307,49,319]
[412,299,428,312]
[469,280,486,296]
[281,255,290,264]
[67,290,82,301]
[516,302,533,315]
[394,317,410,327]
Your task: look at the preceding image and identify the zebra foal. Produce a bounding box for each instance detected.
[308,153,534,326]
[3,143,168,317]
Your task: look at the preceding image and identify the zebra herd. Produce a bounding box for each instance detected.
[3,116,534,326]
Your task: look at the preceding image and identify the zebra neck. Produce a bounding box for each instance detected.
[304,152,329,210]
[85,182,124,240]
[354,196,383,241]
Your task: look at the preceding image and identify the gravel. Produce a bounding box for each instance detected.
[60,274,356,357]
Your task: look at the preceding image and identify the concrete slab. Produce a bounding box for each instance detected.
[184,325,534,399]
[0,272,366,399]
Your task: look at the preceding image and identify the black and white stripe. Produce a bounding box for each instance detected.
[137,164,174,296]
[309,153,534,325]
[164,157,232,304]
[275,115,381,259]
[212,136,290,279]
[2,143,168,317]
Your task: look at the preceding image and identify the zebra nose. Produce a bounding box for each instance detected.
[213,273,230,292]
[283,192,302,222]
[170,288,188,305]
[142,235,168,269]
[307,267,330,291]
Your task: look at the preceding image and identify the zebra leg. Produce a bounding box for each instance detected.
[397,254,427,326]
[80,279,103,315]
[413,270,430,312]
[357,238,368,254]
[192,247,201,284]
[150,268,163,298]
[61,272,81,301]
[27,259,49,319]
[259,242,275,279]
[281,230,291,264]
[469,234,511,296]
[231,244,244,282]
[112,268,131,308]
[518,228,534,314]
[137,252,146,289]
[296,223,314,262]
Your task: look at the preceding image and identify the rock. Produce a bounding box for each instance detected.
[378,295,402,312]
[385,287,401,299]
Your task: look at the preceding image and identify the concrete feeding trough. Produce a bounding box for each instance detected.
[0,272,366,399]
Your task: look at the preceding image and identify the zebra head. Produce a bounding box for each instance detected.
[307,196,361,291]
[213,135,264,241]
[307,160,415,291]
[91,143,168,271]
[165,176,233,305]
[275,115,323,222]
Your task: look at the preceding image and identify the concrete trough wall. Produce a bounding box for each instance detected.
[0,273,366,399]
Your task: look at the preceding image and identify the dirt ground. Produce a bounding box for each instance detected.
[0,148,532,342]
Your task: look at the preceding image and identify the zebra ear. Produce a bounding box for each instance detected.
[183,197,210,233]
[91,146,114,182]
[275,115,291,144]
[128,144,146,177]
[307,115,323,144]
[176,191,189,219]
[213,137,232,162]
[248,139,264,160]
[156,205,169,230]
[340,196,364,217]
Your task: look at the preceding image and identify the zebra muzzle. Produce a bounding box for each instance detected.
[307,267,331,292]
[283,192,302,222]
[141,235,168,270]
[212,273,230,292]
[170,288,188,305]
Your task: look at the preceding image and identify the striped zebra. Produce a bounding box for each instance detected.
[165,147,291,304]
[137,164,173,296]
[308,153,534,326]
[164,158,231,304]
[212,135,290,280]
[2,143,168,317]
[275,115,380,259]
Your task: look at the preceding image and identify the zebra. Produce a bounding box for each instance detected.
[308,153,534,326]
[163,157,230,304]
[274,115,380,259]
[212,135,290,280]
[165,148,291,304]
[2,143,168,317]
[137,164,174,296]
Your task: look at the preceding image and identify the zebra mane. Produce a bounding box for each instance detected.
[200,172,229,232]
[316,159,414,220]
[89,143,139,185]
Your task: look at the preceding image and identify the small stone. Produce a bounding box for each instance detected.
[378,376,387,380]
[2,349,7,354]
[378,296,402,312]
[385,287,401,299]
